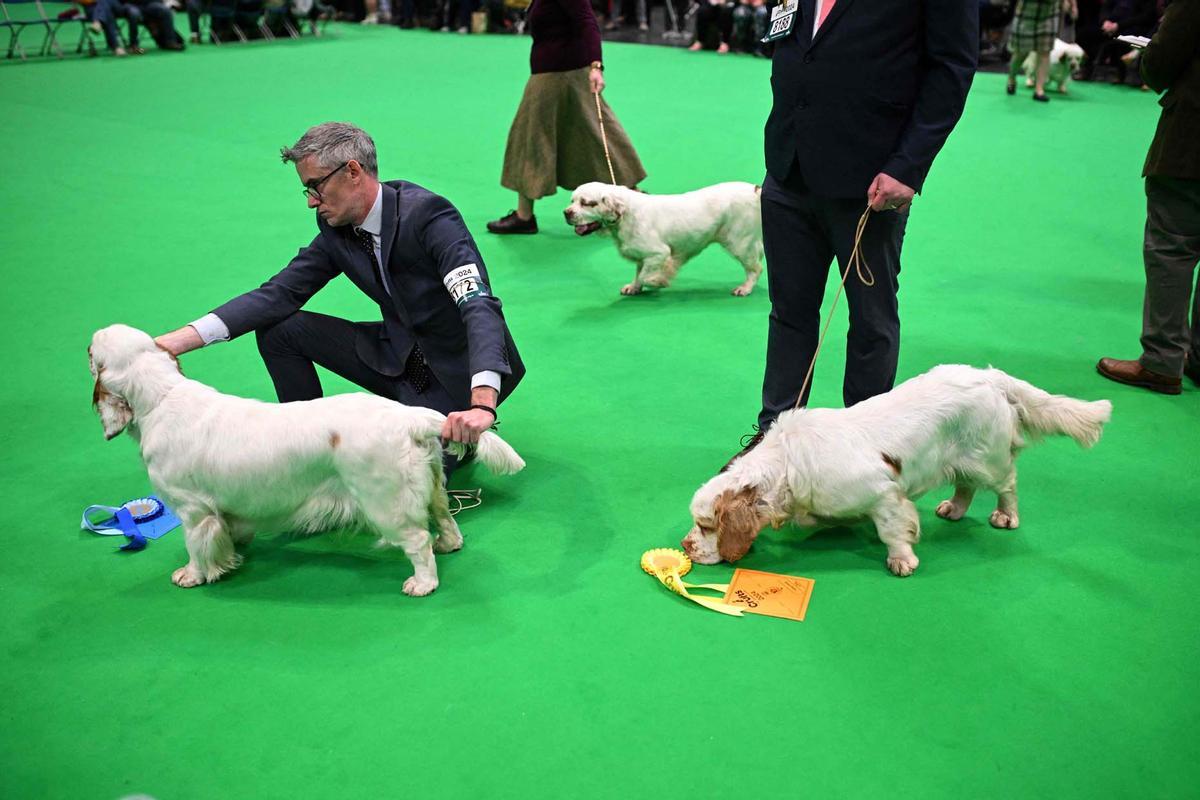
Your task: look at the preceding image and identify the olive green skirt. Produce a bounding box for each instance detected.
[501,67,648,200]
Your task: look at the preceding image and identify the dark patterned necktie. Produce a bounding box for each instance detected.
[352,227,432,394]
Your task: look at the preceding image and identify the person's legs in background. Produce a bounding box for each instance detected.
[1097,176,1200,394]
[1140,177,1200,379]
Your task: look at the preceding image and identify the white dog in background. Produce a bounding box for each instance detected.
[682,365,1111,577]
[1023,38,1086,94]
[564,181,764,297]
[89,324,525,597]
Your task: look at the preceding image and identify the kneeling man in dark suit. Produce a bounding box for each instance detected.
[157,122,525,473]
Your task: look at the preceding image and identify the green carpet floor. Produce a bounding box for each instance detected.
[2,25,1197,800]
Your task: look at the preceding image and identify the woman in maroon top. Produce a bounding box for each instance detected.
[487,0,647,234]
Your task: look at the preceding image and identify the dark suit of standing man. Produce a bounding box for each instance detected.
[157,122,524,471]
[739,0,977,456]
[1098,0,1200,394]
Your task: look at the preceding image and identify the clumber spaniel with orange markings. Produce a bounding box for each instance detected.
[682,365,1111,577]
[89,324,524,596]
[564,181,764,297]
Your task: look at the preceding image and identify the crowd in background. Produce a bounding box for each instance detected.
[52,0,1168,81]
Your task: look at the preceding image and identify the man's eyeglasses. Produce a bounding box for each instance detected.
[302,162,348,202]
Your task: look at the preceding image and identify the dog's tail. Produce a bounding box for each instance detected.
[470,430,526,475]
[415,409,525,475]
[991,369,1112,448]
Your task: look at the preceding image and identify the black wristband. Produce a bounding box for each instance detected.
[469,404,497,421]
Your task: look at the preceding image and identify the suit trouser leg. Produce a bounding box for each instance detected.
[1140,175,1200,377]
[758,177,905,428]
[255,311,465,475]
[255,310,400,401]
[832,202,905,407]
[758,174,835,428]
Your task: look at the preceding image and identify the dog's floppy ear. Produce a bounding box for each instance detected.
[601,192,626,222]
[92,378,133,440]
[714,486,766,562]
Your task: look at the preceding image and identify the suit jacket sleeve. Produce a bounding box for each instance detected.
[1140,0,1200,93]
[880,0,979,193]
[209,235,340,340]
[417,194,513,380]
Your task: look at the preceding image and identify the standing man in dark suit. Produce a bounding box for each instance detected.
[1097,0,1200,394]
[733,0,978,460]
[156,122,524,470]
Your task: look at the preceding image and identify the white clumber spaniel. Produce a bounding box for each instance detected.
[682,365,1111,577]
[1022,38,1086,93]
[563,181,764,297]
[89,324,524,597]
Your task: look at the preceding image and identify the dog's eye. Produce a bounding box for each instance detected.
[580,200,595,207]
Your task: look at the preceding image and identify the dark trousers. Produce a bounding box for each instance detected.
[92,0,142,48]
[694,2,733,48]
[758,168,908,428]
[255,311,466,475]
[1140,176,1200,377]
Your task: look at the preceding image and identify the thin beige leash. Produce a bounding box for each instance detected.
[594,91,617,185]
[792,206,877,409]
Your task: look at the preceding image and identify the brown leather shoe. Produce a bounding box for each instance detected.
[1096,357,1181,395]
[487,211,538,235]
[720,427,765,472]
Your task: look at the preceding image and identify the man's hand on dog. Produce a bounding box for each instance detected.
[867,173,915,213]
[442,387,499,445]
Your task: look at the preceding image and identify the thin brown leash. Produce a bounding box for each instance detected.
[792,206,877,409]
[594,91,617,185]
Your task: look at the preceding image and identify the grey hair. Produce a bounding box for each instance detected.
[280,122,378,177]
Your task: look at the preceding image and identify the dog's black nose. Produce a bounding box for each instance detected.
[563,210,573,222]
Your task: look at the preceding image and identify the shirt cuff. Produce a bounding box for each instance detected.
[471,370,501,392]
[190,313,231,345]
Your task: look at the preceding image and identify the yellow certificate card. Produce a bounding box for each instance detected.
[722,569,815,621]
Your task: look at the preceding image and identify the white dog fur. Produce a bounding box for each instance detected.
[89,324,524,596]
[1023,39,1086,94]
[564,181,764,297]
[682,365,1111,577]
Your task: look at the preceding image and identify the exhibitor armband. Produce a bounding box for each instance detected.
[442,263,492,308]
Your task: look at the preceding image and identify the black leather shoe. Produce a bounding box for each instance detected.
[1032,91,1049,102]
[720,426,765,472]
[487,211,538,234]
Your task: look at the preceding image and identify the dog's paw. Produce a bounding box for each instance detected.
[886,553,919,577]
[403,575,439,597]
[1025,78,1035,87]
[433,529,463,554]
[989,510,1020,530]
[172,565,205,588]
[731,285,753,297]
[935,499,967,521]
[620,283,643,296]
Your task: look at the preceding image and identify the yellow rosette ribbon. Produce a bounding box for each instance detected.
[640,548,744,617]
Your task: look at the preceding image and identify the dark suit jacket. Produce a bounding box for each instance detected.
[211,181,525,405]
[764,0,979,198]
[1142,0,1200,179]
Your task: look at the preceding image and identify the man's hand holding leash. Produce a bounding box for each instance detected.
[867,173,915,213]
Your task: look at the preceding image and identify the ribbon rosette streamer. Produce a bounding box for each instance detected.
[640,548,744,617]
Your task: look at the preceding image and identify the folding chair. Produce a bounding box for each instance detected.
[37,0,96,57]
[1,0,50,59]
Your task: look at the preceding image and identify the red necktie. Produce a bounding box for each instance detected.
[816,0,836,30]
